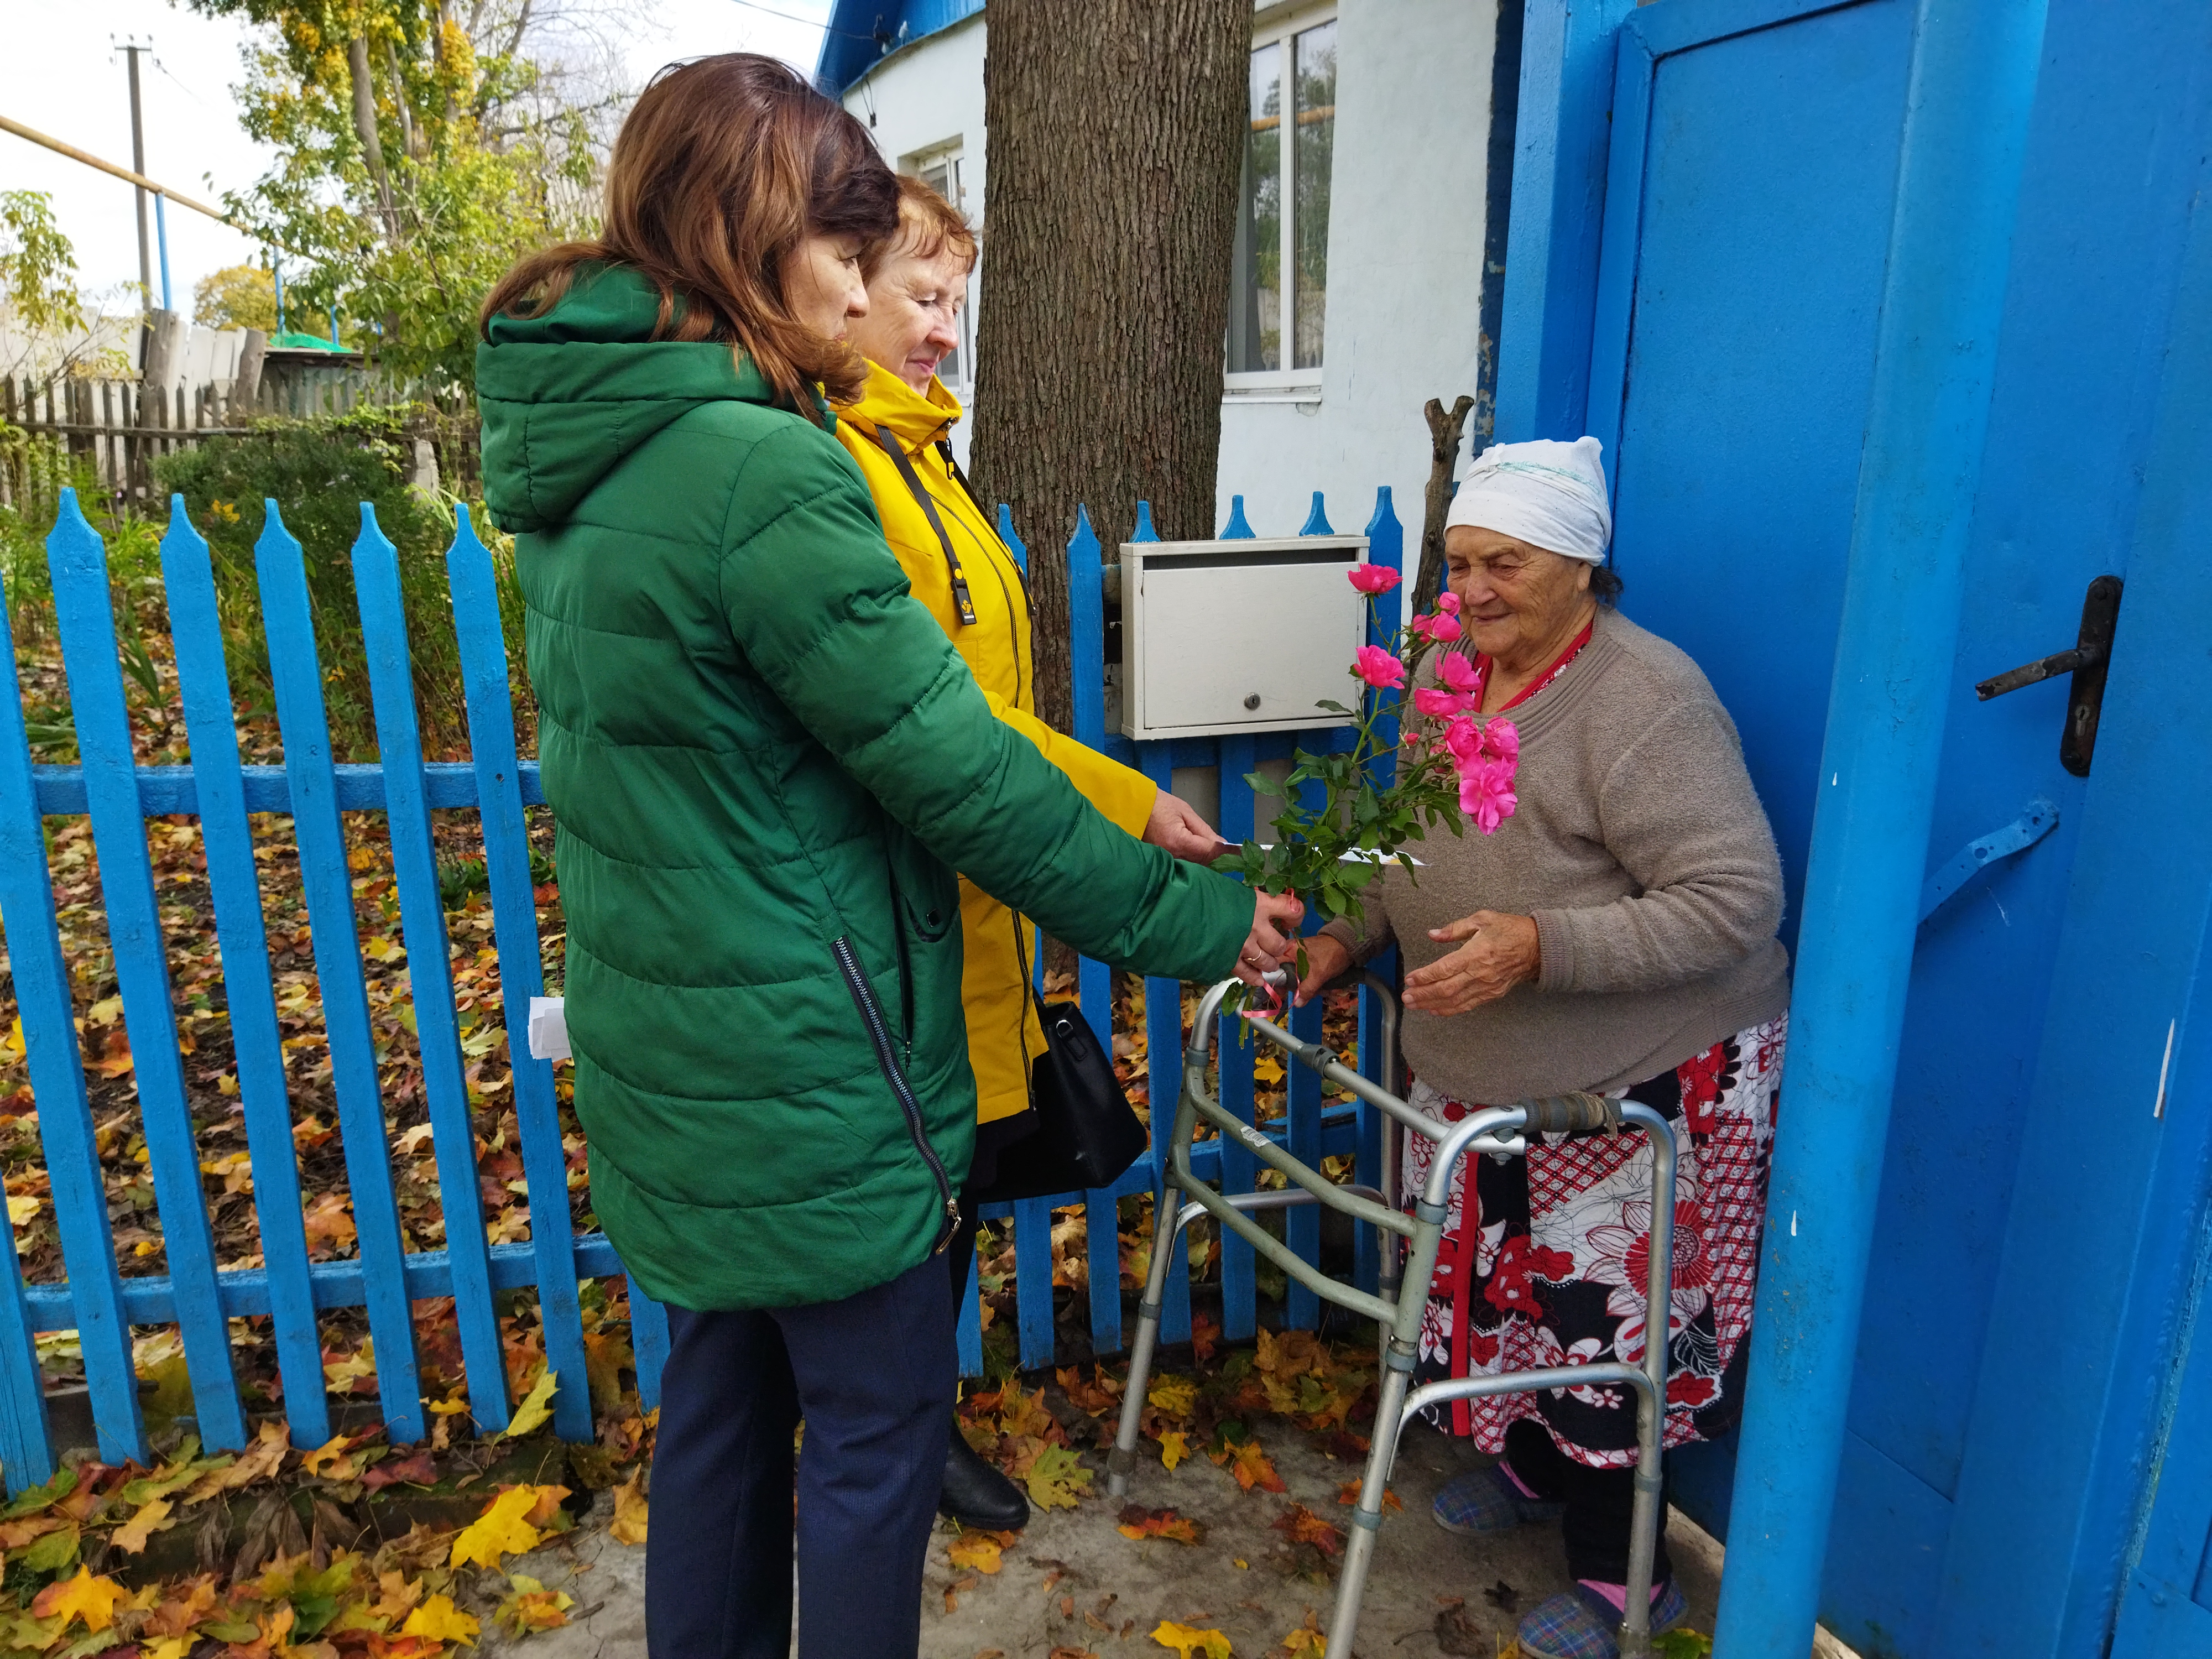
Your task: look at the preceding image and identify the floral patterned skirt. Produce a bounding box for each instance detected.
[1403,1015,1787,1469]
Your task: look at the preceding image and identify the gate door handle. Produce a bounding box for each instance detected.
[1974,574,2124,776]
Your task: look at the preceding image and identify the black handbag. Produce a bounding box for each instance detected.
[972,994,1148,1204]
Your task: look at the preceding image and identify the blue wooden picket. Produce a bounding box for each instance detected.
[0,482,1401,1480]
[352,506,511,1434]
[158,498,331,1447]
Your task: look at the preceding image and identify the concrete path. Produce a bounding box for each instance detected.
[471,1413,1750,1657]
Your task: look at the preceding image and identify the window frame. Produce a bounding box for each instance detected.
[1225,2,1338,397]
[900,139,978,394]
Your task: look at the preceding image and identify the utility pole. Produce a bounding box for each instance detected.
[117,38,153,312]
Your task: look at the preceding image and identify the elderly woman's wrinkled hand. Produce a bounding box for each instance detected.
[1290,931,1355,1008]
[1401,910,1541,1015]
[1234,891,1307,988]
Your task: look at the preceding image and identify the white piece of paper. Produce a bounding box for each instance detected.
[527,995,571,1062]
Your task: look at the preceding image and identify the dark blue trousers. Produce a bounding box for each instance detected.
[645,1255,955,1658]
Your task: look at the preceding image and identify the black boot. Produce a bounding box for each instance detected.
[939,1427,1030,1531]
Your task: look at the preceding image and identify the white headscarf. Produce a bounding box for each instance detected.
[1445,436,1612,564]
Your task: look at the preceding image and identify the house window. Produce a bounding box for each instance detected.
[907,145,976,390]
[1228,10,1336,389]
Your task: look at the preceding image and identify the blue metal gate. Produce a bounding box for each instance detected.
[1495,0,2212,1652]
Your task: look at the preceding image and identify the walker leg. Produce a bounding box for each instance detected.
[1325,1358,1413,1657]
[1107,1177,1183,1498]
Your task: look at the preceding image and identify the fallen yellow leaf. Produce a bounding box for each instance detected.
[1151,1620,1232,1657]
[109,1496,172,1554]
[1146,1375,1198,1418]
[402,1592,482,1644]
[500,1368,559,1439]
[32,1565,122,1631]
[6,1194,38,1229]
[450,1485,544,1569]
[144,1640,192,1659]
[947,1531,1005,1573]
[609,1467,649,1546]
[1159,1430,1190,1471]
[300,1434,352,1476]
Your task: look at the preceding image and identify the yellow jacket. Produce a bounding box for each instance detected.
[834,362,1157,1125]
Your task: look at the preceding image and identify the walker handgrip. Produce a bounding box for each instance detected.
[1520,1092,1622,1135]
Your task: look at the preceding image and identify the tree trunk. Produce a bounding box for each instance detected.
[971,0,1250,733]
[347,36,395,229]
[1415,395,1477,617]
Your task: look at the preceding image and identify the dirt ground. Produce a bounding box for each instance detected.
[471,1412,1752,1659]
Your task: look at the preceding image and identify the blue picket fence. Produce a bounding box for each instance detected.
[0,482,1403,1489]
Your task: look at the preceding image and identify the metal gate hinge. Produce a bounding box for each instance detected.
[1918,798,2059,924]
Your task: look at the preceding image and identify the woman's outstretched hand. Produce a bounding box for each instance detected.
[1144,789,1231,862]
[1290,931,1354,1007]
[1401,910,1540,1015]
[1235,891,1307,988]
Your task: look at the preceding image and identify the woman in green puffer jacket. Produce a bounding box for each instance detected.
[476,54,1301,1659]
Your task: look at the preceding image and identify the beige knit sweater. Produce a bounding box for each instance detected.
[1322,608,1790,1102]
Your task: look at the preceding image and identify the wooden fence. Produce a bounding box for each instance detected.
[0,484,1400,1482]
[0,375,481,518]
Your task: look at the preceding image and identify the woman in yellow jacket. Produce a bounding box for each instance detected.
[837,176,1233,1531]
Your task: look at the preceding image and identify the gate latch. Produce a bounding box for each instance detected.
[1974,574,2124,776]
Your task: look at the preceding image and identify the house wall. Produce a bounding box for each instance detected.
[838,0,1498,540]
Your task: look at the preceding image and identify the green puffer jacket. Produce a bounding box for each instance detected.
[477,265,1249,1312]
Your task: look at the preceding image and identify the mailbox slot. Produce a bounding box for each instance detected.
[1120,535,1370,740]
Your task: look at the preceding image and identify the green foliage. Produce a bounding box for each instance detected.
[153,406,513,760]
[186,0,611,389]
[0,191,130,388]
[1655,1629,1715,1658]
[0,191,90,340]
[1210,608,1465,933]
[193,263,282,332]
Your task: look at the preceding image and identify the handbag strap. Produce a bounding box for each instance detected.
[874,424,978,627]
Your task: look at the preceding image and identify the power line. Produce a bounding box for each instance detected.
[724,0,879,44]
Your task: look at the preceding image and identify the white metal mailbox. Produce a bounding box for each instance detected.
[1118,535,1371,740]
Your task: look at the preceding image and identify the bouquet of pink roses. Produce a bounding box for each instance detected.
[1210,564,1520,947]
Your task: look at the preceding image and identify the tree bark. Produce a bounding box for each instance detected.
[971,0,1251,734]
[347,36,395,229]
[1415,395,1477,617]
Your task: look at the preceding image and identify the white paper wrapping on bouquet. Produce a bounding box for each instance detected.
[526,996,571,1062]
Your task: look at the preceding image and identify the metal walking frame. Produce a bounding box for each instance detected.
[1107,975,1679,1658]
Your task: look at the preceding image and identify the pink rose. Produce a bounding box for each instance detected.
[1458,756,1519,834]
[1436,651,1481,694]
[1436,592,1462,614]
[1482,717,1520,764]
[1412,687,1474,719]
[1410,611,1463,644]
[1354,645,1406,689]
[1442,714,1483,767]
[1348,564,1402,594]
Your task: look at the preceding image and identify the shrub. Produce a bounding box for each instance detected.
[155,406,524,761]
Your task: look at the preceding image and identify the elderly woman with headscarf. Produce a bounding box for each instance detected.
[1293,437,1790,1659]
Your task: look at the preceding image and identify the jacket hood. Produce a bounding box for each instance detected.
[836,358,962,452]
[476,263,827,532]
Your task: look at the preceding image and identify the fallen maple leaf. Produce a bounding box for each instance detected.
[1146,1375,1198,1418]
[109,1494,173,1554]
[609,1467,649,1545]
[143,1640,192,1659]
[1158,1431,1190,1472]
[1189,1313,1222,1364]
[301,1434,353,1476]
[998,1383,1056,1440]
[183,1417,289,1500]
[1279,1610,1327,1653]
[1117,1504,1205,1545]
[363,1449,439,1491]
[402,1592,482,1644]
[1227,1439,1286,1493]
[450,1485,544,1569]
[32,1564,122,1631]
[1335,1479,1403,1512]
[1271,1503,1345,1557]
[493,1573,575,1635]
[1151,1620,1232,1657]
[948,1531,1007,1573]
[1022,1443,1093,1510]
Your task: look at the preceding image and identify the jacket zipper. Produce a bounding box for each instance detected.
[832,934,960,1251]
